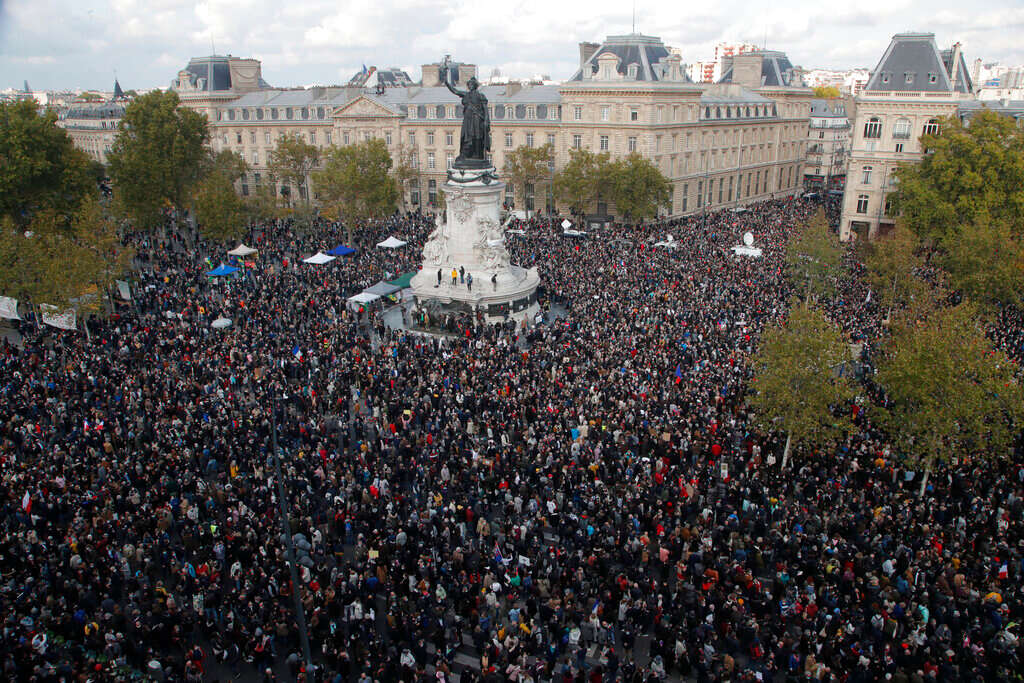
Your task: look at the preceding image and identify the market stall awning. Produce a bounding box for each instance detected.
[302,252,336,265]
[387,272,417,289]
[376,236,407,249]
[228,244,258,256]
[207,265,239,277]
[364,281,401,297]
[327,245,356,256]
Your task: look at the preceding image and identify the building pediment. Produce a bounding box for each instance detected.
[334,95,401,118]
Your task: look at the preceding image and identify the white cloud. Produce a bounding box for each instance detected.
[1,0,1023,91]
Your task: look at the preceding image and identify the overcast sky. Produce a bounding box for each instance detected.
[3,0,1023,91]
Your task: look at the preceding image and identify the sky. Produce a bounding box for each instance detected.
[2,0,1024,92]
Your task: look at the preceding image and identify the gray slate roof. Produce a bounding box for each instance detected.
[864,33,970,93]
[568,34,689,82]
[718,50,800,87]
[809,99,846,117]
[180,55,272,92]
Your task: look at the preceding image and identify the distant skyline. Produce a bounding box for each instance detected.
[3,0,1023,92]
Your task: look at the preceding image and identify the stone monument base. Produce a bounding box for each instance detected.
[410,167,540,323]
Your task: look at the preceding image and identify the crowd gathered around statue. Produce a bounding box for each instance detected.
[1,195,1023,683]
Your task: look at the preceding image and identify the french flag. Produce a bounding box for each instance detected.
[21,492,31,514]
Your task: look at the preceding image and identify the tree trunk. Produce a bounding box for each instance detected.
[781,432,792,469]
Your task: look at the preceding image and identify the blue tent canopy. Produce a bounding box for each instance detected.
[327,245,356,256]
[207,265,239,277]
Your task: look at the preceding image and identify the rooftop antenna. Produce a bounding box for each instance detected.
[632,0,636,34]
[211,34,216,57]
[763,27,767,50]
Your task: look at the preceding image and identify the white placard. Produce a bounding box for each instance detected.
[40,304,77,331]
[0,296,20,320]
[561,219,572,230]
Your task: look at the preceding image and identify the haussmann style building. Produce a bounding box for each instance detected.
[171,34,813,222]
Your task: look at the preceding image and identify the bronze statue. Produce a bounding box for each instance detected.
[441,58,490,168]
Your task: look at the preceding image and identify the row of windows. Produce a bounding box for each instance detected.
[568,102,780,124]
[219,106,329,123]
[407,103,561,121]
[863,116,939,140]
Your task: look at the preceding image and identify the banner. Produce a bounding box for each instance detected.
[40,304,77,331]
[115,280,131,300]
[0,296,20,320]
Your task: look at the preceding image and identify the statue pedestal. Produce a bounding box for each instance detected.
[410,167,540,322]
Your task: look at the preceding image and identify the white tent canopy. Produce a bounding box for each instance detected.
[302,252,336,264]
[0,296,20,320]
[228,244,258,256]
[376,236,407,249]
[347,292,379,304]
[562,229,585,237]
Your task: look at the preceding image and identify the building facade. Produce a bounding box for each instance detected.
[56,82,127,165]
[803,98,849,192]
[840,33,973,240]
[175,34,811,220]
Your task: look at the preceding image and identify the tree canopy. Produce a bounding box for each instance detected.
[746,302,855,463]
[609,153,672,221]
[0,100,92,225]
[876,302,1024,489]
[313,138,398,226]
[502,144,553,217]
[940,218,1024,312]
[268,133,319,208]
[892,110,1024,247]
[107,89,209,230]
[553,149,614,215]
[812,86,841,99]
[786,208,843,301]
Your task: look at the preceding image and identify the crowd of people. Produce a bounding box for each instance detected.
[0,195,1022,683]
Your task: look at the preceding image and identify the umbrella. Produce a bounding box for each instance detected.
[211,317,232,329]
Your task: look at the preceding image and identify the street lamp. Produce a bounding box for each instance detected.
[269,384,316,680]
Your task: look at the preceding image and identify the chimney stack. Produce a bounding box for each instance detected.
[579,42,599,70]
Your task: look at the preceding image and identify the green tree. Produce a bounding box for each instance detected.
[746,302,855,468]
[0,100,92,225]
[608,153,672,221]
[392,146,419,213]
[268,133,319,209]
[812,86,841,99]
[892,110,1024,246]
[193,171,248,241]
[940,218,1024,313]
[786,208,843,301]
[0,198,131,311]
[503,144,553,218]
[553,149,614,216]
[876,302,1024,495]
[857,224,931,320]
[107,89,209,230]
[313,138,398,244]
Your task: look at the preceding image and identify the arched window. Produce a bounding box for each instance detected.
[716,107,722,118]
[923,118,940,137]
[256,109,264,121]
[241,109,249,121]
[892,118,911,139]
[864,117,882,139]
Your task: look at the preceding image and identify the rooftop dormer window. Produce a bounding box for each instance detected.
[881,72,890,84]
[929,73,938,83]
[905,73,914,84]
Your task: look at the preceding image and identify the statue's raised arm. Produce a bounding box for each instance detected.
[440,59,467,97]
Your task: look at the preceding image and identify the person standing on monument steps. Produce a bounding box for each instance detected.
[466,273,473,292]
[436,268,442,287]
[451,268,457,285]
[459,266,465,283]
